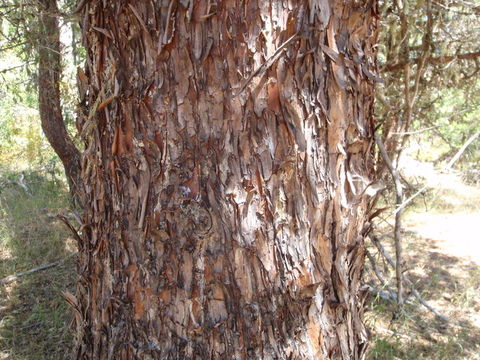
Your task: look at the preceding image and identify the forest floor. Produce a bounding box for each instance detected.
[366,158,480,360]
[0,160,479,359]
[0,173,76,360]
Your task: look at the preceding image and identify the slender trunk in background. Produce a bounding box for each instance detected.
[38,0,81,203]
[75,1,377,359]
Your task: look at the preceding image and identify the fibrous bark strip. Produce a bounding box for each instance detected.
[76,1,378,359]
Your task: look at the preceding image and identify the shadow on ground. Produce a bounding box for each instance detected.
[365,225,480,360]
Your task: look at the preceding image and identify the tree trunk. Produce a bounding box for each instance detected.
[38,0,81,202]
[75,1,377,359]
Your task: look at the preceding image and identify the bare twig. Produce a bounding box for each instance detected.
[0,177,31,196]
[375,326,413,340]
[445,130,480,170]
[391,125,439,135]
[366,249,390,288]
[17,173,31,195]
[0,253,77,285]
[375,131,405,305]
[56,214,83,250]
[383,51,480,72]
[0,61,34,73]
[364,284,415,305]
[393,184,428,215]
[370,235,449,322]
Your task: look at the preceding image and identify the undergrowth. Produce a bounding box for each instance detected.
[0,169,76,360]
[365,166,480,360]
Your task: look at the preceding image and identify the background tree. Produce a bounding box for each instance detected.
[74,0,378,359]
[0,0,82,202]
[376,0,480,166]
[37,0,82,202]
[365,0,480,308]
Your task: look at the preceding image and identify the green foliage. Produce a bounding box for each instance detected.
[367,338,403,360]
[0,2,86,173]
[0,169,70,274]
[0,94,60,174]
[430,85,480,167]
[377,0,480,169]
[0,0,85,162]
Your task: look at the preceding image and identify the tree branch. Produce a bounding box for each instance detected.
[383,51,480,72]
[375,131,405,305]
[0,253,77,285]
[369,235,449,322]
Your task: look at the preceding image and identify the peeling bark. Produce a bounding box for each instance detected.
[75,1,377,359]
[38,0,82,201]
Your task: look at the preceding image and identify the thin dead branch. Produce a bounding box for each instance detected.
[445,130,480,170]
[0,253,77,285]
[56,214,83,249]
[391,125,439,135]
[375,131,405,305]
[375,326,413,340]
[366,249,391,289]
[383,51,480,72]
[370,234,449,322]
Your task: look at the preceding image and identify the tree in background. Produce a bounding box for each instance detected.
[367,0,480,307]
[74,1,377,359]
[0,0,82,202]
[376,0,480,166]
[37,0,81,202]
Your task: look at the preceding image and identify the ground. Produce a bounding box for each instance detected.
[0,160,479,359]
[366,158,480,360]
[0,175,76,360]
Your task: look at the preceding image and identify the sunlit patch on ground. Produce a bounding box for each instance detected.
[406,212,480,266]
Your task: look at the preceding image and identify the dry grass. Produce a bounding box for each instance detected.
[0,173,76,360]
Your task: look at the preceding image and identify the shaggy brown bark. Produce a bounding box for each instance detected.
[75,1,377,359]
[38,0,81,200]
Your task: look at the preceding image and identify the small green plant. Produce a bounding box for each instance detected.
[367,338,403,360]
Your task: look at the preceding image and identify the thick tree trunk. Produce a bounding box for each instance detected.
[38,0,81,202]
[75,1,377,359]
